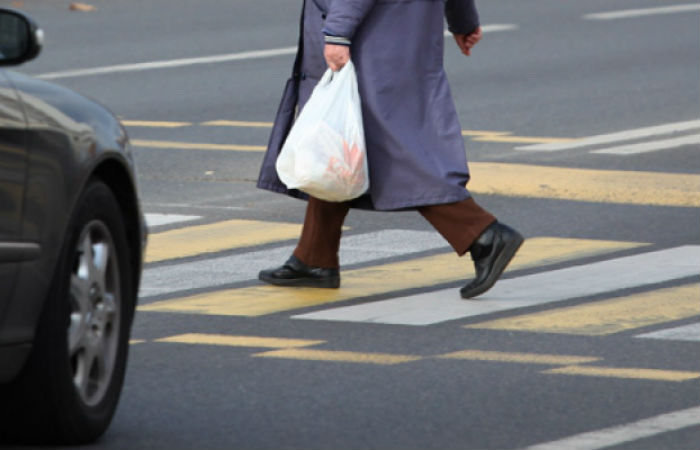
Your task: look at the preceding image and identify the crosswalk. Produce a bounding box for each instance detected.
[516,120,700,155]
[132,116,699,379]
[140,213,700,344]
[126,118,699,157]
[295,247,698,326]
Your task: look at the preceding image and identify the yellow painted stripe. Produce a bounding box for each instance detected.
[472,135,574,144]
[253,348,422,365]
[437,350,600,365]
[461,130,574,144]
[544,365,700,382]
[129,339,146,345]
[147,334,697,381]
[122,120,191,128]
[467,283,700,335]
[131,139,266,152]
[468,163,700,207]
[155,333,324,348]
[201,120,274,127]
[138,237,645,316]
[145,219,302,263]
[462,130,512,137]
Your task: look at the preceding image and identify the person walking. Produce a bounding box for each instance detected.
[256,0,523,299]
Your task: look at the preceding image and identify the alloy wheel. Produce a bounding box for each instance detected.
[68,220,122,407]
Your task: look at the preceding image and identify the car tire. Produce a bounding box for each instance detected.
[0,180,135,444]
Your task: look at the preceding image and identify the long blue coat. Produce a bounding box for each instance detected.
[257,0,481,211]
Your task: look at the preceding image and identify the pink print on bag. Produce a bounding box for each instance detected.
[325,139,367,193]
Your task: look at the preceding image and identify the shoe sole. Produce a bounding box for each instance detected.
[258,273,340,289]
[461,232,524,299]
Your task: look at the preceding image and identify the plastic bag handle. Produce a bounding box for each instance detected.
[322,60,353,85]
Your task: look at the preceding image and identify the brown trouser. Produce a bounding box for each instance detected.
[293,196,496,268]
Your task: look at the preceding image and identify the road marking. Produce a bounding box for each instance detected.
[145,219,302,263]
[140,230,448,298]
[480,23,519,33]
[466,283,700,335]
[133,152,699,208]
[156,333,324,348]
[133,135,572,149]
[295,246,698,326]
[34,23,515,81]
[591,134,699,155]
[143,202,246,211]
[437,350,600,366]
[35,46,298,80]
[35,22,516,81]
[253,348,423,365]
[132,139,266,152]
[444,24,518,37]
[474,136,572,144]
[524,406,700,450]
[121,120,574,145]
[516,120,700,152]
[468,163,700,207]
[139,237,643,316]
[122,120,191,128]
[462,130,511,137]
[544,365,700,382]
[151,333,697,381]
[145,213,201,228]
[636,322,700,342]
[461,130,573,144]
[585,4,700,20]
[128,127,570,146]
[124,121,569,145]
[201,120,273,127]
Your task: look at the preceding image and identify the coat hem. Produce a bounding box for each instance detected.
[258,179,471,211]
[372,191,472,211]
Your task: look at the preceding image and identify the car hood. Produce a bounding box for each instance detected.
[4,70,129,154]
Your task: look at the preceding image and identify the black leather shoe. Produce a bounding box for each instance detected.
[258,255,340,288]
[460,222,524,299]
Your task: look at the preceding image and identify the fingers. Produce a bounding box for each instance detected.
[452,27,482,57]
[324,44,350,71]
[466,27,482,47]
[452,34,469,56]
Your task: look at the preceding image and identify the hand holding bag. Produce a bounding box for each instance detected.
[275,61,369,202]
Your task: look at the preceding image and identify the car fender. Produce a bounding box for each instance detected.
[0,71,144,378]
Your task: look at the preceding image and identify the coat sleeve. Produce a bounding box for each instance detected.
[322,0,377,41]
[444,0,480,35]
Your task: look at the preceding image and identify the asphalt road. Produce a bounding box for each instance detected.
[9,0,700,449]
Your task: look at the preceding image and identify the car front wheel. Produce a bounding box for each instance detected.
[1,180,135,444]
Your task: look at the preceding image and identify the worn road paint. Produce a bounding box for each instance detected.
[139,237,642,316]
[467,283,700,335]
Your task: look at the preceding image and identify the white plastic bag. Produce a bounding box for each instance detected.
[276,61,369,202]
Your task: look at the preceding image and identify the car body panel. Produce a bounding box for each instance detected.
[0,70,27,320]
[0,70,145,382]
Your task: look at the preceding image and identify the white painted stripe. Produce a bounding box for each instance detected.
[636,323,700,342]
[516,120,700,152]
[523,406,700,450]
[139,230,448,298]
[481,24,519,33]
[145,213,201,228]
[443,23,518,37]
[37,23,515,81]
[592,134,700,155]
[293,246,700,325]
[585,4,700,21]
[143,202,246,211]
[35,47,297,80]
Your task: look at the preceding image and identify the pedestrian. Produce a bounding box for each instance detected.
[256,0,523,298]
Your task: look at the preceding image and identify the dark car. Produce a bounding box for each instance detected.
[0,8,146,444]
